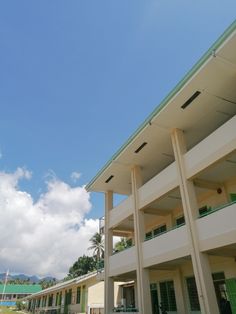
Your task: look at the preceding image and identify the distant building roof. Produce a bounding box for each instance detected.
[25,271,99,299]
[0,284,42,294]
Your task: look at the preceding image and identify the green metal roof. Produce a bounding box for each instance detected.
[86,19,236,192]
[0,284,42,294]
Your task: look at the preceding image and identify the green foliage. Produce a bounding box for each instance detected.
[88,232,104,262]
[39,278,57,290]
[64,232,105,280]
[66,255,96,279]
[114,237,131,252]
[7,278,31,285]
[16,300,26,310]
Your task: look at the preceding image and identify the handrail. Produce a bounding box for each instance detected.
[199,200,236,218]
[113,307,139,312]
[144,223,185,242]
[112,244,134,255]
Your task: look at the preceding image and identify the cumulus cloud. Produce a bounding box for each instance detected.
[0,168,98,279]
[70,171,81,182]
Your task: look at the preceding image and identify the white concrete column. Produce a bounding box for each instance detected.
[171,128,219,314]
[174,268,188,314]
[105,190,114,314]
[131,166,152,314]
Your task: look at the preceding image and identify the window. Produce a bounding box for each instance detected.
[153,224,167,236]
[65,289,72,305]
[48,294,53,307]
[55,293,59,306]
[77,287,81,304]
[176,215,185,226]
[186,277,200,311]
[145,231,152,240]
[212,272,225,281]
[159,281,177,311]
[58,292,62,306]
[199,205,211,216]
[230,193,236,202]
[43,296,47,307]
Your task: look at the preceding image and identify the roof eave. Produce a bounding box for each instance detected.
[86,19,236,192]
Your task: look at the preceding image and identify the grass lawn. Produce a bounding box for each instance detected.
[0,306,18,313]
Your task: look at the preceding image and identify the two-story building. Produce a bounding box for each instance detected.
[86,21,236,314]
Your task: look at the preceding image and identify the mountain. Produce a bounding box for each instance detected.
[0,273,56,283]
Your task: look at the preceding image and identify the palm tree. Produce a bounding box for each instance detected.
[88,232,104,262]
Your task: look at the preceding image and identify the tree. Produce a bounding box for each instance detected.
[114,237,129,252]
[39,278,57,290]
[66,255,96,279]
[16,300,26,310]
[88,232,104,262]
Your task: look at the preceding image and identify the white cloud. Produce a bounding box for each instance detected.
[0,168,98,279]
[70,171,81,182]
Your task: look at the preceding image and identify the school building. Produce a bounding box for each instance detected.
[25,271,124,314]
[0,284,42,306]
[86,21,236,314]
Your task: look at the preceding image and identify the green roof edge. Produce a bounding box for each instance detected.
[86,19,236,191]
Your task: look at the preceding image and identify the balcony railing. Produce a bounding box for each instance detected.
[144,223,185,242]
[112,243,134,255]
[198,200,236,218]
[113,307,139,312]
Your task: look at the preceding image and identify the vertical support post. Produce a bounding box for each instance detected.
[131,166,152,314]
[174,268,188,314]
[171,128,219,314]
[105,191,114,314]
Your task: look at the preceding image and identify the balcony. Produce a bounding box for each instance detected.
[185,114,236,179]
[142,224,189,267]
[109,196,134,229]
[197,201,236,252]
[109,246,136,277]
[138,162,178,209]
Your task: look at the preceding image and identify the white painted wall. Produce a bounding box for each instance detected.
[109,246,136,277]
[142,226,189,267]
[109,196,134,229]
[197,202,236,251]
[185,115,236,179]
[139,162,178,209]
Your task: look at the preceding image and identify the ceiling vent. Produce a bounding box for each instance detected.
[105,175,114,183]
[134,142,147,154]
[181,91,201,109]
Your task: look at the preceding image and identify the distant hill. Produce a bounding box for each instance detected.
[0,273,56,283]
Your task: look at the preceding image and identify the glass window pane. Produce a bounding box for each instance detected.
[186,277,200,311]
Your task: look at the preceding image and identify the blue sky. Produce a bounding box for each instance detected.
[0,1,235,276]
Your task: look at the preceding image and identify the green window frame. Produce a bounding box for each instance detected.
[198,205,211,216]
[176,215,185,227]
[145,231,153,240]
[65,289,72,306]
[230,193,236,202]
[77,287,81,304]
[186,277,200,311]
[153,224,167,236]
[48,294,53,306]
[159,280,177,311]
